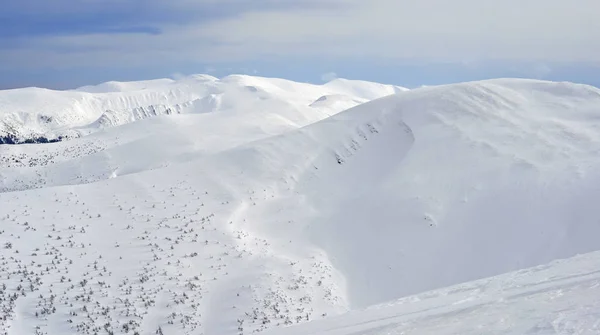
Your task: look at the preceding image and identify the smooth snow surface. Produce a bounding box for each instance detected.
[1,75,600,335]
[266,250,600,335]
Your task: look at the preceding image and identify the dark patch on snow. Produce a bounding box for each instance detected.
[39,115,53,123]
[0,134,65,145]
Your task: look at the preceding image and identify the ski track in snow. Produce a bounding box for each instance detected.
[1,75,600,335]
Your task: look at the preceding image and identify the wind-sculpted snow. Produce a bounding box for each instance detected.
[1,76,600,335]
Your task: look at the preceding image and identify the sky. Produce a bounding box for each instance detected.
[1,0,600,89]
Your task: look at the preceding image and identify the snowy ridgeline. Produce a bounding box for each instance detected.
[0,75,403,144]
[1,75,600,335]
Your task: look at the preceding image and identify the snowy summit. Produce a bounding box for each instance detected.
[1,74,600,335]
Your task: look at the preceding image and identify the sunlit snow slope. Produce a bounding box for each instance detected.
[267,250,600,335]
[1,76,600,335]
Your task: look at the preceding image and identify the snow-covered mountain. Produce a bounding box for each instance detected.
[0,75,405,144]
[1,75,600,335]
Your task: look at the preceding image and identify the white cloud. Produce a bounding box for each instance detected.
[320,72,338,82]
[3,0,600,70]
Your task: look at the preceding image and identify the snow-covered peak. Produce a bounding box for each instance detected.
[323,77,408,100]
[74,78,177,93]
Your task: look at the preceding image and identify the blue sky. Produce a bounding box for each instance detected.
[2,0,600,89]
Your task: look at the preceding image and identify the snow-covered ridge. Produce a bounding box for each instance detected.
[189,78,600,305]
[0,75,405,143]
[1,76,600,335]
[89,95,223,129]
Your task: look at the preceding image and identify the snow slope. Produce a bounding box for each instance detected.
[267,250,600,335]
[1,76,600,335]
[292,79,600,307]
